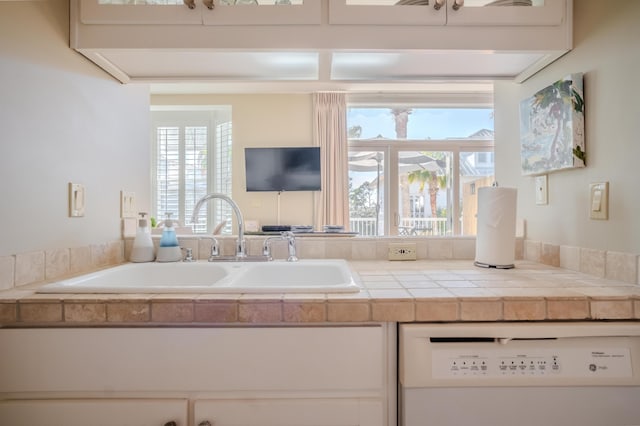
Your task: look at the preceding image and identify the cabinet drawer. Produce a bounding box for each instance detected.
[0,327,384,393]
[0,399,187,426]
[194,398,383,426]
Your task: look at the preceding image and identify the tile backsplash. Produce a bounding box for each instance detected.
[1,236,638,291]
[0,241,124,291]
[524,240,639,285]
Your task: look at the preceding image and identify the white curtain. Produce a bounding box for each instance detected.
[312,92,350,231]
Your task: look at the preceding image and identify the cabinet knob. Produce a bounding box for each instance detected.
[164,422,178,426]
[452,0,464,11]
[183,0,196,9]
[198,421,213,426]
[202,0,214,10]
[433,0,445,11]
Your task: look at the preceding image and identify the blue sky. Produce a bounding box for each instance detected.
[347,107,495,192]
[347,107,494,139]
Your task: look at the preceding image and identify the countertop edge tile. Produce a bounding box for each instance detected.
[0,260,639,325]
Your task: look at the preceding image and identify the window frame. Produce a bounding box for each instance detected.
[347,95,494,237]
[349,139,493,236]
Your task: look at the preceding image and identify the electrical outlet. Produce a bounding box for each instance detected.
[120,191,137,218]
[388,243,417,261]
[535,175,548,205]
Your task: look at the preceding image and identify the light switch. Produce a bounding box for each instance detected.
[589,182,609,220]
[69,183,85,217]
[120,190,137,218]
[535,175,548,205]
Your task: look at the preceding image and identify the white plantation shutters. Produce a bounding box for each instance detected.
[155,126,180,225]
[214,121,233,235]
[152,109,232,234]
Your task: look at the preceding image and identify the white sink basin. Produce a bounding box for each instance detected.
[37,262,231,294]
[36,259,361,294]
[215,259,360,293]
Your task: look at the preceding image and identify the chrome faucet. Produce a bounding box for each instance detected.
[190,193,246,258]
[197,235,219,261]
[263,231,298,262]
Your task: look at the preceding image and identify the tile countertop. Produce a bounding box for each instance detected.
[0,260,639,326]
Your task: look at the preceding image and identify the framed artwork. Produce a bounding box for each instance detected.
[519,73,585,175]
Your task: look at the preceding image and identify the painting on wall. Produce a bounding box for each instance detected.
[519,73,585,175]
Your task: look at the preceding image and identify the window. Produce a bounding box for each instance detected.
[347,102,494,236]
[151,107,232,234]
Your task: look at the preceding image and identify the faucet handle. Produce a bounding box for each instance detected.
[208,237,219,261]
[182,247,195,262]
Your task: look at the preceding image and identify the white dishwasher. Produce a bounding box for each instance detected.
[399,322,640,426]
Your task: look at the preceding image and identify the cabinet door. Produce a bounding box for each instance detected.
[202,0,321,25]
[445,0,566,26]
[0,399,187,426]
[80,0,321,26]
[328,0,446,26]
[79,0,202,25]
[0,327,384,393]
[194,398,384,426]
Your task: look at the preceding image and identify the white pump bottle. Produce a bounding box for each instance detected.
[130,212,155,262]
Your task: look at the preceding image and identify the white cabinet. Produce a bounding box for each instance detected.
[328,0,566,27]
[195,399,384,426]
[328,0,446,26]
[80,0,321,25]
[0,326,393,426]
[71,0,571,83]
[0,399,187,426]
[79,0,565,27]
[445,0,566,26]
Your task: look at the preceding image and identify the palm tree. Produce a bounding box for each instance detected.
[391,108,411,138]
[391,108,445,218]
[348,125,362,139]
[407,164,446,218]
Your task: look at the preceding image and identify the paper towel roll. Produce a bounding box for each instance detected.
[475,186,517,268]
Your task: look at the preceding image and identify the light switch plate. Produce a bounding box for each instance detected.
[69,183,85,217]
[535,175,548,205]
[589,182,609,220]
[120,191,137,218]
[122,217,137,238]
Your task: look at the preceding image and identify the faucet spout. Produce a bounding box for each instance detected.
[191,193,246,258]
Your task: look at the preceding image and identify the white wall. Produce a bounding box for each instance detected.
[0,0,150,257]
[151,94,315,228]
[494,0,640,254]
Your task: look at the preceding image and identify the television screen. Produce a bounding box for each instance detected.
[245,147,322,192]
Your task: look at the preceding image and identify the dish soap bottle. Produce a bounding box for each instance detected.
[130,212,155,263]
[156,213,182,262]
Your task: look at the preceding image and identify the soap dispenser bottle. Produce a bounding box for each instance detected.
[156,213,182,262]
[130,212,155,263]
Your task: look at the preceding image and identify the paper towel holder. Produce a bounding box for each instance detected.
[474,185,517,270]
[474,260,515,269]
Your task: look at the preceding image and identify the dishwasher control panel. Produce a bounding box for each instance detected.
[400,323,640,388]
[432,346,632,379]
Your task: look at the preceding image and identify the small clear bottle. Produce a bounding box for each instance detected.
[156,213,182,262]
[130,212,155,263]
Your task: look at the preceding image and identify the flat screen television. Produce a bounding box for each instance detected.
[245,147,321,192]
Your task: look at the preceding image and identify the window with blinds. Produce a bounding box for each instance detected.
[152,108,232,234]
[214,121,233,235]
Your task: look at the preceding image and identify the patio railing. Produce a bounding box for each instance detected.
[349,217,449,236]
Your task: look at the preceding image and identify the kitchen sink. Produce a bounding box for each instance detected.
[36,259,360,294]
[214,259,360,293]
[37,262,231,294]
